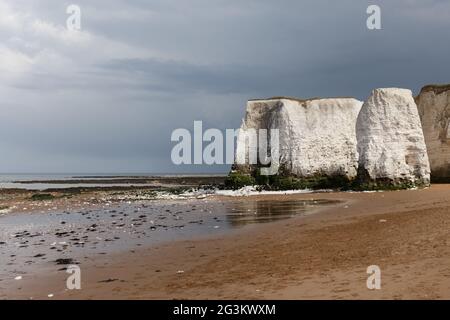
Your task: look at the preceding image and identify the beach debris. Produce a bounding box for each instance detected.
[379,219,387,223]
[55,258,77,265]
[98,278,119,283]
[0,206,11,214]
[14,276,22,280]
[47,294,54,298]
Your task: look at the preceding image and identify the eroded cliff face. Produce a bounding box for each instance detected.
[356,88,430,187]
[234,97,363,179]
[416,84,450,181]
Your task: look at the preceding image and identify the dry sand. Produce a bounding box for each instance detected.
[3,185,450,300]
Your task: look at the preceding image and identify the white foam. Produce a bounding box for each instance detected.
[212,186,314,197]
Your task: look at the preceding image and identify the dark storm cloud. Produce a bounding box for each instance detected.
[100,58,306,96]
[1,0,450,173]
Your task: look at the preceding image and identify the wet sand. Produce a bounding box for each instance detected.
[2,185,450,299]
[0,187,338,299]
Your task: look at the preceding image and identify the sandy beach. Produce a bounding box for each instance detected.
[3,0,450,310]
[1,184,449,300]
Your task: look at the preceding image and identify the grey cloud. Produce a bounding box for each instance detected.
[1,0,450,173]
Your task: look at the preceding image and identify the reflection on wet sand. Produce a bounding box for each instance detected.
[225,199,341,227]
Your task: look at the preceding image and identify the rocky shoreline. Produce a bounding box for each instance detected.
[11,175,226,186]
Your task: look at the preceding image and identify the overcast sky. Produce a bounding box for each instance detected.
[1,0,449,174]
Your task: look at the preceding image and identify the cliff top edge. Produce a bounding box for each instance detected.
[420,84,450,95]
[248,96,357,103]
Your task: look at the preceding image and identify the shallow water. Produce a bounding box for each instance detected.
[224,199,339,226]
[0,173,224,190]
[0,198,340,283]
[0,174,156,190]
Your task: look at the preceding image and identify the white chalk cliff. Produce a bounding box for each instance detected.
[416,84,450,181]
[356,88,430,186]
[234,97,363,179]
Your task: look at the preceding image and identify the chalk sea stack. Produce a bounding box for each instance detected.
[356,88,431,188]
[232,97,363,189]
[416,84,450,182]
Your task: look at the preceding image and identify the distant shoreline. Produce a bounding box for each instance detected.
[10,175,226,185]
[0,175,227,192]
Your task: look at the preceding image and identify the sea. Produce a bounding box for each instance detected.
[0,173,191,190]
